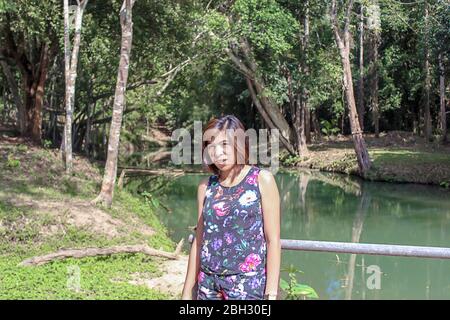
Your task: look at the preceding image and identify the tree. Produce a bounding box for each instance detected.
[423,0,432,141]
[296,0,311,155]
[62,0,89,173]
[225,38,296,155]
[357,3,365,131]
[330,0,372,175]
[213,0,302,155]
[438,52,446,143]
[367,1,381,137]
[0,0,60,143]
[0,57,25,134]
[92,0,135,207]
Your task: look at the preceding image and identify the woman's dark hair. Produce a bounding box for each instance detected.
[202,115,250,175]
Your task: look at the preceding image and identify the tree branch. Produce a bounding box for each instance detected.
[19,239,185,267]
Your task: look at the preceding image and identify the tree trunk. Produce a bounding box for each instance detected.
[284,63,308,156]
[439,53,447,143]
[246,77,295,155]
[85,100,95,157]
[63,0,88,173]
[305,105,311,143]
[29,43,51,144]
[311,109,321,139]
[92,0,135,208]
[302,1,312,144]
[226,41,296,155]
[295,94,309,156]
[0,59,26,134]
[363,0,381,137]
[357,4,365,131]
[331,0,372,175]
[370,32,379,137]
[1,16,55,143]
[343,53,371,175]
[368,1,380,137]
[423,0,432,141]
[298,0,310,153]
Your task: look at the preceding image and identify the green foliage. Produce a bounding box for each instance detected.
[6,153,20,168]
[232,0,298,56]
[0,254,170,299]
[141,191,160,209]
[16,144,28,152]
[440,181,449,189]
[280,150,302,166]
[43,139,52,149]
[0,0,449,164]
[320,119,341,136]
[280,264,319,300]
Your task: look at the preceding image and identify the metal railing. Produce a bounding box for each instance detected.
[188,234,450,259]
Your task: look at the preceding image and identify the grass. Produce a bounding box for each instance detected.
[0,193,174,299]
[284,134,450,187]
[0,140,178,299]
[370,149,450,165]
[0,254,170,299]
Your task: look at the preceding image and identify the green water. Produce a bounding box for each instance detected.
[150,168,450,300]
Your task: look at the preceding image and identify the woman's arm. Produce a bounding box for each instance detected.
[259,169,281,299]
[181,177,208,300]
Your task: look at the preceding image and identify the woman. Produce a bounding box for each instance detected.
[181,115,281,300]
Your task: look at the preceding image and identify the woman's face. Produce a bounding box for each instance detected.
[204,129,236,171]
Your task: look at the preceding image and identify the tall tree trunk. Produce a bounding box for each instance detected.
[297,0,310,154]
[304,104,311,143]
[0,59,25,134]
[423,0,432,141]
[63,0,72,171]
[295,94,309,156]
[331,0,372,175]
[283,62,308,156]
[92,0,135,208]
[303,0,311,144]
[357,4,365,131]
[368,1,380,137]
[370,33,380,137]
[246,77,295,154]
[225,40,296,155]
[439,53,447,143]
[29,43,51,144]
[85,99,95,157]
[311,109,321,139]
[63,0,88,173]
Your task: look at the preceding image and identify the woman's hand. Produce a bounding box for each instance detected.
[259,169,281,298]
[181,177,208,301]
[181,291,193,300]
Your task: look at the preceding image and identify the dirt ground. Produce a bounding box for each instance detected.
[0,134,188,297]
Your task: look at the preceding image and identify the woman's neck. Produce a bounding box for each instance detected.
[218,164,249,186]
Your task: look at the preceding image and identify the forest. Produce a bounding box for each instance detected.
[0,0,449,300]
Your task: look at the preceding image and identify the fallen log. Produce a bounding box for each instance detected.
[19,238,184,267]
[117,168,184,190]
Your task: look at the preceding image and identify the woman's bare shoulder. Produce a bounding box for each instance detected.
[258,168,276,186]
[197,176,210,196]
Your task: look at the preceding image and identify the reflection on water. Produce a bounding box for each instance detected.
[139,168,450,299]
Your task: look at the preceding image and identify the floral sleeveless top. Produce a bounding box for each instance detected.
[200,165,267,276]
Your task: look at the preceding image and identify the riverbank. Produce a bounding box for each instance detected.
[0,135,187,299]
[282,131,450,187]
